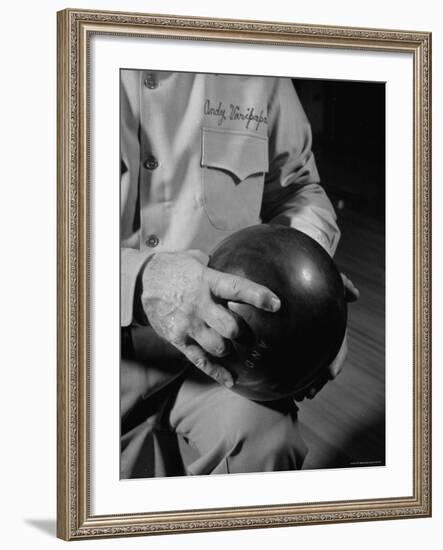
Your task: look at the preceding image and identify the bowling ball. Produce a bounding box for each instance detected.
[208,224,347,401]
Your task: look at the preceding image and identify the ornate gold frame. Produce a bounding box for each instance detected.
[57,8,431,541]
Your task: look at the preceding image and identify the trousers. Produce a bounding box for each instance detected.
[121,341,308,477]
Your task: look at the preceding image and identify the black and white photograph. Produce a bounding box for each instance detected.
[119,69,385,479]
[54,6,431,541]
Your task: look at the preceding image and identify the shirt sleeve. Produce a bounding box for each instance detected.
[262,78,340,257]
[121,247,154,327]
[120,71,154,327]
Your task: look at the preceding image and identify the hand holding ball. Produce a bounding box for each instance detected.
[208,224,347,401]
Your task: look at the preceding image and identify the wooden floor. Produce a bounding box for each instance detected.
[299,205,385,470]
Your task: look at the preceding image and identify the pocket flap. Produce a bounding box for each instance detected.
[201,127,269,181]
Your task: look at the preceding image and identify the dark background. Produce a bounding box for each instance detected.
[294,79,385,219]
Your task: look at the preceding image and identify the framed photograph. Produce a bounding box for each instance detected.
[57,8,431,540]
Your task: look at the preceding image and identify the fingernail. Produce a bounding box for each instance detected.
[224,376,234,388]
[270,296,281,311]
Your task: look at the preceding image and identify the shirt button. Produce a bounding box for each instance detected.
[146,234,159,248]
[143,156,158,170]
[144,74,157,89]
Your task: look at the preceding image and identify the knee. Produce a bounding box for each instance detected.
[223,398,308,471]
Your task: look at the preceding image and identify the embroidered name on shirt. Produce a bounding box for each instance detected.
[204,99,268,131]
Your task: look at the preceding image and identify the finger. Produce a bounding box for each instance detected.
[227,301,259,347]
[206,268,280,312]
[189,325,230,358]
[308,375,330,398]
[293,371,329,402]
[181,344,234,388]
[201,300,256,346]
[341,273,360,302]
[328,332,348,379]
[200,301,241,340]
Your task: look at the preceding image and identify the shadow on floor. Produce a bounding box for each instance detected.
[24,519,56,537]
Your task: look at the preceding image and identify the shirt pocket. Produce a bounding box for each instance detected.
[201,127,269,231]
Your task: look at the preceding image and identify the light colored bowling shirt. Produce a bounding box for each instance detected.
[121,71,340,327]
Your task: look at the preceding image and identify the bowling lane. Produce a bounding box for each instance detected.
[299,206,385,470]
